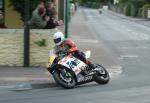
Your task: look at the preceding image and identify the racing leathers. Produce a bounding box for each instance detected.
[54,39,94,69]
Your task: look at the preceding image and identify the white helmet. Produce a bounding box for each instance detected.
[53,32,65,46]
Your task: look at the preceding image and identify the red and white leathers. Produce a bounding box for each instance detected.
[54,39,93,67]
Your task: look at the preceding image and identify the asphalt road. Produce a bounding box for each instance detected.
[1,8,150,103]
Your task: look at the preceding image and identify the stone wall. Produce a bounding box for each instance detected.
[0,29,58,67]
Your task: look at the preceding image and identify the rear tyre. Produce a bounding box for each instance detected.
[93,64,110,84]
[53,68,76,89]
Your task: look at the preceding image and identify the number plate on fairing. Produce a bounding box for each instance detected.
[58,55,87,75]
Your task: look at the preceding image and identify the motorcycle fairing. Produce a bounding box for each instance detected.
[58,55,87,75]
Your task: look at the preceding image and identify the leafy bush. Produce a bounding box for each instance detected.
[137,8,143,17]
[118,0,127,4]
[123,1,137,17]
[118,0,147,17]
[84,2,91,8]
[143,4,150,9]
[123,2,131,16]
[130,4,138,17]
[78,0,108,8]
[84,2,100,9]
[34,39,47,47]
[92,2,100,9]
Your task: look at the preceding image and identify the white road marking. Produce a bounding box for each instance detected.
[108,65,123,78]
[120,55,138,59]
[74,38,99,43]
[120,46,149,49]
[126,29,132,32]
[0,77,49,81]
[87,16,98,18]
[129,31,150,40]
[0,84,32,91]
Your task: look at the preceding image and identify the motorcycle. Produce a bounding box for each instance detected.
[47,50,110,89]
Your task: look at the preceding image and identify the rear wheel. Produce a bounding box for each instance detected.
[53,68,76,89]
[93,64,110,84]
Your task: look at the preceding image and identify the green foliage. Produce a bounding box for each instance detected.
[118,0,150,8]
[130,4,137,17]
[118,0,127,4]
[123,1,138,17]
[142,0,150,4]
[118,0,150,17]
[143,4,150,10]
[78,0,87,6]
[123,2,132,16]
[34,39,47,47]
[9,0,25,20]
[92,2,100,9]
[77,0,108,6]
[84,2,91,7]
[137,8,143,17]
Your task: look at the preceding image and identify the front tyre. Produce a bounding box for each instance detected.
[53,68,76,89]
[93,64,110,84]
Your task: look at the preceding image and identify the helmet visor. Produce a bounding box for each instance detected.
[54,38,61,44]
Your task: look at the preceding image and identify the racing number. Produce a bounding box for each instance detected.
[66,59,80,69]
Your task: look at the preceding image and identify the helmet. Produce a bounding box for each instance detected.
[53,32,65,46]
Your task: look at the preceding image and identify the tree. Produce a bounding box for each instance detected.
[77,0,109,6]
[119,0,150,6]
[118,0,150,17]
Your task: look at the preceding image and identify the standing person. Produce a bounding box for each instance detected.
[0,13,6,28]
[32,0,46,15]
[75,2,78,11]
[30,7,49,29]
[44,4,63,29]
[0,13,5,28]
[51,0,57,6]
[45,2,54,19]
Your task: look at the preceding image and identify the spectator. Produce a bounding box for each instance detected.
[0,13,4,25]
[45,2,54,18]
[33,0,46,15]
[75,2,78,11]
[30,7,49,29]
[51,0,57,6]
[0,13,6,28]
[70,3,75,15]
[44,7,63,29]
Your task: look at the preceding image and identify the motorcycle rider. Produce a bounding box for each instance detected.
[53,32,95,70]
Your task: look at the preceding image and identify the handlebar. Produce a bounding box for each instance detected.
[56,50,71,61]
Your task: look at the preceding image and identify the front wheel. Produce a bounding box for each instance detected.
[53,68,76,89]
[93,64,110,84]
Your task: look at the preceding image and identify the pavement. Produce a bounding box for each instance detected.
[69,9,122,76]
[0,67,57,91]
[0,8,123,91]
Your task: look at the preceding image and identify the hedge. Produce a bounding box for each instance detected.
[124,2,131,16]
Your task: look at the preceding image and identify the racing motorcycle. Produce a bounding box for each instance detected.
[47,50,110,89]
